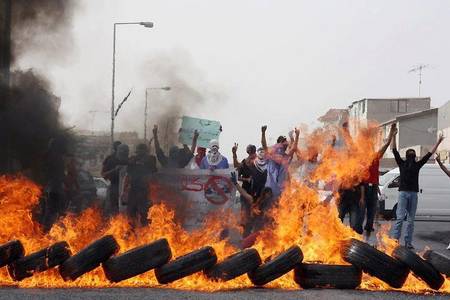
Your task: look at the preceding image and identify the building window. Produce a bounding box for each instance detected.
[362,101,366,114]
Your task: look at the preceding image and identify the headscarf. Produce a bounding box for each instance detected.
[206,139,224,166]
[254,147,267,173]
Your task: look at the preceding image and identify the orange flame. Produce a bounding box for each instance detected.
[0,122,448,293]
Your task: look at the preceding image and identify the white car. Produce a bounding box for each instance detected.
[379,164,450,220]
[93,177,109,203]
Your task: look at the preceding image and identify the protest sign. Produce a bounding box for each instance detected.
[178,116,221,148]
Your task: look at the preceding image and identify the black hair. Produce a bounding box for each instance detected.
[246,144,256,154]
[277,136,287,144]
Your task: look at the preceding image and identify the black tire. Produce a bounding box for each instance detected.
[8,241,71,281]
[424,250,450,277]
[341,238,410,288]
[294,263,362,289]
[0,240,24,267]
[248,246,303,286]
[205,248,261,281]
[103,238,172,283]
[155,246,217,284]
[392,246,444,290]
[59,235,119,281]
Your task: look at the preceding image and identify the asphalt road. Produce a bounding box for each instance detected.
[0,220,449,299]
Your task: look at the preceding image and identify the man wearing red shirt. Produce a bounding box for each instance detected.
[362,124,396,237]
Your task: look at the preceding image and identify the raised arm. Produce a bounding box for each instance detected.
[436,153,450,178]
[232,143,241,169]
[153,125,168,167]
[430,133,444,155]
[231,172,253,205]
[378,123,396,158]
[261,125,268,151]
[287,127,300,157]
[391,126,403,166]
[190,130,199,154]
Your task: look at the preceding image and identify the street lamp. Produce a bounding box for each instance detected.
[144,87,171,141]
[111,21,154,148]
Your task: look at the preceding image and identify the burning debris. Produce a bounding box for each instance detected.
[0,175,449,293]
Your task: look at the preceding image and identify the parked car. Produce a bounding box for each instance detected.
[94,177,109,203]
[379,164,450,220]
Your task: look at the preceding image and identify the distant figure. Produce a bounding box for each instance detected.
[390,129,444,249]
[261,125,299,199]
[200,139,229,170]
[360,124,396,238]
[153,125,199,168]
[102,142,129,217]
[42,136,68,232]
[127,143,157,227]
[232,143,257,237]
[338,182,364,234]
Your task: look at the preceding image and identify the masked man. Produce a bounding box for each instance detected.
[200,139,229,170]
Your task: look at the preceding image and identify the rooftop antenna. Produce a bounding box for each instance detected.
[408,64,428,97]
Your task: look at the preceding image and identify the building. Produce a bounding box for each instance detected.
[348,97,431,135]
[317,108,349,127]
[438,100,450,163]
[379,108,438,169]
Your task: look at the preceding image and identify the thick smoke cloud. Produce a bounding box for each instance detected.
[0,0,78,178]
[10,0,77,63]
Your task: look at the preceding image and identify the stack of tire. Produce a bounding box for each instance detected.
[0,236,449,291]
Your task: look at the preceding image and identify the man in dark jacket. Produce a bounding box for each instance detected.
[390,128,444,249]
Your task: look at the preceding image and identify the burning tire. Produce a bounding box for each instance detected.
[341,238,410,288]
[205,248,261,281]
[424,250,450,277]
[103,238,172,283]
[0,240,25,267]
[8,241,71,281]
[392,246,444,290]
[59,235,119,281]
[294,263,362,289]
[248,246,303,286]
[155,246,217,284]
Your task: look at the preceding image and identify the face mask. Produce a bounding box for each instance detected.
[257,149,265,159]
[211,146,219,154]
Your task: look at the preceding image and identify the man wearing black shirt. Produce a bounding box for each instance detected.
[391,128,444,249]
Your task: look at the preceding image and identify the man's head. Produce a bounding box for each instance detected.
[112,141,122,153]
[209,139,220,154]
[135,143,149,158]
[246,144,257,159]
[406,149,416,161]
[116,144,129,161]
[197,147,206,156]
[256,147,266,160]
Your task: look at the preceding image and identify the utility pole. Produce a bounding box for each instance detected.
[408,64,428,97]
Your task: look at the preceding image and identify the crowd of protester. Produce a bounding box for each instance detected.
[41,120,448,250]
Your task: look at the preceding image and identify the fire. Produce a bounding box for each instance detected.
[0,123,449,293]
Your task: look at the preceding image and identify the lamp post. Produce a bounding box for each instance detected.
[144,86,171,141]
[111,21,154,148]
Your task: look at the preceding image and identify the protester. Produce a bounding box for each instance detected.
[297,147,320,188]
[102,143,129,217]
[390,130,444,249]
[338,182,365,234]
[232,143,257,237]
[153,125,199,168]
[64,154,80,213]
[435,153,450,249]
[126,143,157,228]
[194,147,207,167]
[231,172,275,248]
[261,125,299,199]
[360,123,396,238]
[200,139,229,169]
[42,136,68,232]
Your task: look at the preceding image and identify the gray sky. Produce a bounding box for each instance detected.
[16,0,450,155]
